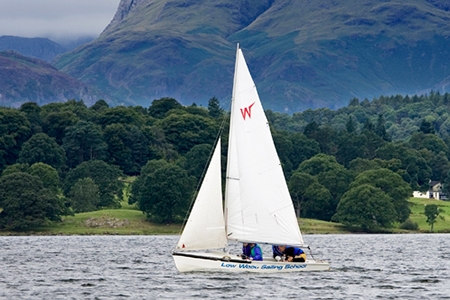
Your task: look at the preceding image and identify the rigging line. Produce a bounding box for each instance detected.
[307,246,316,261]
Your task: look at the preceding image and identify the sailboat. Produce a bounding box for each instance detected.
[172,45,330,273]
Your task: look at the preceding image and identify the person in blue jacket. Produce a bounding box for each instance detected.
[285,246,306,262]
[272,245,306,262]
[242,243,263,261]
[272,245,286,259]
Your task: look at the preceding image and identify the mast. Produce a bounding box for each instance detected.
[224,43,240,235]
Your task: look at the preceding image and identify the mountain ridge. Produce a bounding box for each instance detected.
[2,0,450,112]
[53,0,450,112]
[0,35,66,62]
[0,50,111,107]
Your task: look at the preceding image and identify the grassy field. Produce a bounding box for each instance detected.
[0,203,182,236]
[1,197,449,236]
[299,218,348,234]
[408,197,450,233]
[0,203,348,236]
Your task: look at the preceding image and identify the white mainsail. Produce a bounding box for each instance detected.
[225,46,304,246]
[176,139,227,250]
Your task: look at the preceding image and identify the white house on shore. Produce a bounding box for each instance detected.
[413,181,448,200]
[413,191,430,198]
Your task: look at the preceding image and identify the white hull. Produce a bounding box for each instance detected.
[173,251,330,273]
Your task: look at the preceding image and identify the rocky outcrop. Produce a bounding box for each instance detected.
[102,0,147,34]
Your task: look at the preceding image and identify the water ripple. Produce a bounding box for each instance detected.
[0,234,449,299]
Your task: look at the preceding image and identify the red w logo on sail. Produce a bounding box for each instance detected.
[240,102,255,120]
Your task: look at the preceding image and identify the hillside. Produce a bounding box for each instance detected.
[0,35,66,62]
[0,51,111,107]
[54,0,450,112]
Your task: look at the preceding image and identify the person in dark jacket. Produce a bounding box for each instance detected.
[285,246,306,262]
[272,245,286,260]
[242,243,263,261]
[272,245,306,262]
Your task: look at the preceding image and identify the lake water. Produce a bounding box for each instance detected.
[1,234,449,299]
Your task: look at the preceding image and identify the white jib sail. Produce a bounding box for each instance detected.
[225,46,304,246]
[176,139,227,250]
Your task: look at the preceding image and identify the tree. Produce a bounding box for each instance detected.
[124,126,151,174]
[424,204,443,232]
[293,154,352,220]
[375,143,432,190]
[148,97,183,118]
[335,131,366,167]
[333,184,397,230]
[103,124,149,175]
[208,97,224,118]
[297,154,342,176]
[69,178,100,213]
[317,168,354,216]
[18,133,66,172]
[0,108,32,171]
[348,97,360,107]
[1,162,60,194]
[63,160,124,208]
[90,99,109,112]
[442,170,450,196]
[288,172,316,217]
[302,182,333,220]
[288,172,333,220]
[273,131,294,175]
[184,143,213,180]
[0,172,65,230]
[346,115,356,133]
[1,163,29,176]
[289,133,320,170]
[40,100,93,121]
[158,113,218,154]
[62,121,107,168]
[303,123,337,155]
[423,150,450,182]
[419,119,435,134]
[375,114,391,141]
[348,158,402,174]
[129,159,170,205]
[41,110,79,144]
[19,102,42,133]
[103,124,132,172]
[137,164,195,223]
[28,162,60,194]
[141,125,177,161]
[350,168,412,222]
[361,130,386,159]
[97,106,145,128]
[409,132,448,154]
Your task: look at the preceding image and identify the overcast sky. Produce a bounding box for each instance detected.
[0,0,121,42]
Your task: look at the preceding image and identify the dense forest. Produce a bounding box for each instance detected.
[1,92,449,231]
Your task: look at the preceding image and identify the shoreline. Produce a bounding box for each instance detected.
[1,197,449,236]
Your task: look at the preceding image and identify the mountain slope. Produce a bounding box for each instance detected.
[0,51,110,107]
[55,0,450,112]
[0,35,67,62]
